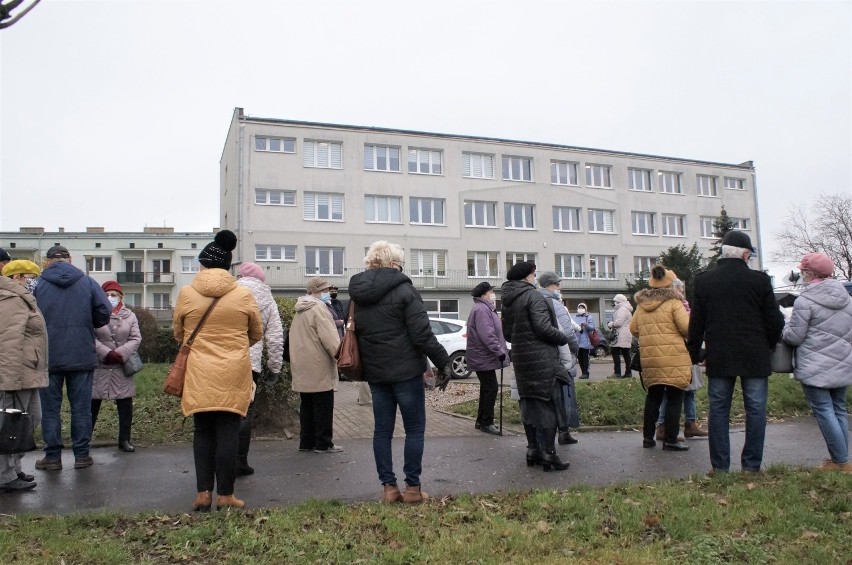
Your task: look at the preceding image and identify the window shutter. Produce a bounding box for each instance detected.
[316,143,329,167]
[432,151,442,174]
[364,145,374,169]
[304,141,315,167]
[463,153,472,176]
[483,155,493,178]
[408,149,417,172]
[604,211,614,232]
[330,143,342,168]
[436,251,446,276]
[332,194,343,220]
[303,192,316,219]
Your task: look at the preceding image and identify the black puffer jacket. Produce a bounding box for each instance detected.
[501,280,570,401]
[348,267,449,384]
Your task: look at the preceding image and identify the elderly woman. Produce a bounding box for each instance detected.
[782,252,852,473]
[607,294,634,379]
[91,281,142,453]
[630,266,691,452]
[572,303,596,379]
[348,241,450,504]
[0,260,47,493]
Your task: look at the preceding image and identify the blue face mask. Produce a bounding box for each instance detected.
[320,292,331,304]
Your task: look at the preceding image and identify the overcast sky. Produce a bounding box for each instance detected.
[1,0,850,281]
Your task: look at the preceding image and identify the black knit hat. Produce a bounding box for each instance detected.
[471,281,494,297]
[506,261,536,281]
[198,230,237,270]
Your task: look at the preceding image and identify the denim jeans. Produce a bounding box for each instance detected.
[708,376,768,472]
[801,384,849,464]
[370,375,426,487]
[656,390,697,426]
[39,371,93,459]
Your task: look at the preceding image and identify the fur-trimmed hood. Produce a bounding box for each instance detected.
[634,287,682,312]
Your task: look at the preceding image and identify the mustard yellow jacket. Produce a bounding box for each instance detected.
[173,269,263,417]
[630,287,691,390]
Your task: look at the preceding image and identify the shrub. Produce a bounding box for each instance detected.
[128,306,160,362]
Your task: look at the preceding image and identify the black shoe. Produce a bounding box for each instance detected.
[74,456,94,469]
[17,471,34,482]
[662,442,689,452]
[1,478,37,492]
[558,431,578,445]
[540,451,569,472]
[119,441,135,453]
[643,438,657,448]
[623,372,633,378]
[480,424,501,436]
[579,374,590,380]
[474,422,481,430]
[526,447,544,467]
[237,464,255,477]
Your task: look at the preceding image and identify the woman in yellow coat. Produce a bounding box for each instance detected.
[173,231,263,511]
[630,266,691,452]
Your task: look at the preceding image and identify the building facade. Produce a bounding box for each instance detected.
[220,107,760,320]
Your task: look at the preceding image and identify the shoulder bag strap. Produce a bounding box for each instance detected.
[186,297,221,347]
[346,301,355,330]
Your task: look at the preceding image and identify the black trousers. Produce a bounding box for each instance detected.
[299,390,335,451]
[611,347,632,376]
[475,370,499,426]
[91,397,133,443]
[643,385,684,443]
[193,411,240,495]
[238,371,260,460]
[577,348,591,377]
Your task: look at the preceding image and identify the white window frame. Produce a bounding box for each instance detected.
[255,244,297,262]
[409,197,445,225]
[152,293,171,310]
[303,140,343,169]
[697,175,718,197]
[700,216,715,239]
[587,209,615,233]
[551,160,579,186]
[590,255,617,280]
[553,206,581,232]
[303,192,344,222]
[407,148,443,175]
[305,246,344,276]
[556,254,584,279]
[631,211,657,236]
[731,217,751,230]
[410,249,447,277]
[181,256,200,273]
[505,252,536,272]
[659,171,683,194]
[364,144,401,172]
[464,200,497,228]
[634,256,656,276]
[502,156,533,182]
[585,164,612,188]
[364,195,402,224]
[88,256,112,272]
[725,177,745,190]
[662,214,686,237]
[628,168,653,192]
[504,203,536,230]
[255,188,296,206]
[255,136,295,153]
[424,299,459,319]
[467,251,499,277]
[462,152,495,179]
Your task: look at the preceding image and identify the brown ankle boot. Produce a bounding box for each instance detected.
[192,491,212,512]
[382,484,402,503]
[216,494,245,511]
[684,421,708,437]
[657,424,685,442]
[401,484,429,504]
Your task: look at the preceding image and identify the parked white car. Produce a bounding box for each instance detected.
[428,317,512,379]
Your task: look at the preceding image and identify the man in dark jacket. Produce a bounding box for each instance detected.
[33,245,112,471]
[501,261,570,471]
[687,231,784,474]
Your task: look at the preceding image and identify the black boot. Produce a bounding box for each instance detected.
[237,456,254,476]
[558,430,578,445]
[118,440,135,453]
[540,450,569,472]
[524,425,543,466]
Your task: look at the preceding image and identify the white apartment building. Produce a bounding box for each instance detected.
[0,227,214,324]
[220,108,760,320]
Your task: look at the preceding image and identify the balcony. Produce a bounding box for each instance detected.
[116,272,176,285]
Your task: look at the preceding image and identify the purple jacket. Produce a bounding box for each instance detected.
[465,297,510,372]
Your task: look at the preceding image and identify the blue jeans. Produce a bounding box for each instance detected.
[370,375,426,487]
[707,376,768,472]
[39,371,93,459]
[801,384,849,464]
[657,390,697,425]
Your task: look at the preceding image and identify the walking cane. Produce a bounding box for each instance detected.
[498,364,504,436]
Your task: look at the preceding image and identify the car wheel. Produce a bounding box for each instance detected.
[594,344,608,358]
[449,351,471,379]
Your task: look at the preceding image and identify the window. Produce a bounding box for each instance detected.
[255,136,295,153]
[556,254,584,278]
[410,249,447,277]
[365,195,402,223]
[408,148,443,175]
[587,209,615,233]
[551,161,578,186]
[464,200,497,227]
[731,217,751,230]
[502,156,533,181]
[424,299,459,319]
[305,247,344,275]
[303,192,344,221]
[410,197,445,225]
[124,293,142,307]
[700,216,715,238]
[364,144,401,172]
[87,256,112,272]
[467,251,499,277]
[585,164,611,188]
[634,256,656,276]
[553,206,581,232]
[462,152,495,179]
[659,171,683,194]
[181,256,200,273]
[628,168,652,192]
[725,177,745,190]
[505,252,536,272]
[631,211,657,235]
[662,214,686,236]
[590,255,617,279]
[153,293,171,310]
[303,140,342,169]
[697,175,718,197]
[255,189,296,206]
[255,244,296,261]
[504,203,535,229]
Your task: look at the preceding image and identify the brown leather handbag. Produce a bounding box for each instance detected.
[163,297,220,397]
[335,302,363,381]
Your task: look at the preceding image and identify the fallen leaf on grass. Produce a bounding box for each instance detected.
[643,515,660,528]
[536,520,552,534]
[801,530,820,539]
[713,495,728,506]
[745,483,756,491]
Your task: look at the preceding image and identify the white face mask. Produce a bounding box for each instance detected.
[577,308,586,315]
[108,296,120,308]
[486,292,496,304]
[552,290,562,300]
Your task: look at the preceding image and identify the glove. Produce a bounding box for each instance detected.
[435,364,452,392]
[105,351,123,365]
[571,320,582,332]
[499,353,506,363]
[266,372,280,386]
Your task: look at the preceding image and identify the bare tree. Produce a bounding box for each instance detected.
[0,0,40,29]
[774,193,852,280]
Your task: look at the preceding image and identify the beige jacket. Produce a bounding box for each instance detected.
[289,295,340,393]
[0,277,48,391]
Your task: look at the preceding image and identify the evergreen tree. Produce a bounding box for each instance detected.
[625,243,704,304]
[709,206,737,265]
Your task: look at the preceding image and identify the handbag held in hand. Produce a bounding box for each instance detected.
[335,302,363,381]
[0,392,37,454]
[163,297,220,397]
[122,351,144,377]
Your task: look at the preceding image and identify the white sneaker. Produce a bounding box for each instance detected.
[315,444,343,453]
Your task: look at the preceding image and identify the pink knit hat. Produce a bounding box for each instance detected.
[238,262,265,282]
[798,253,835,278]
